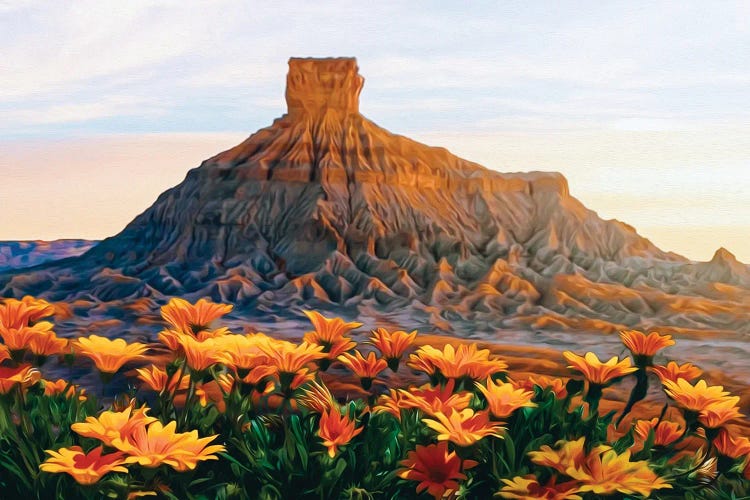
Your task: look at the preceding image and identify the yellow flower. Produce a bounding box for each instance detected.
[475,378,536,419]
[649,361,703,383]
[214,333,273,371]
[528,437,591,474]
[296,380,337,414]
[43,378,86,400]
[662,378,732,412]
[161,297,232,335]
[563,351,637,386]
[40,446,127,485]
[178,335,225,372]
[498,475,583,500]
[423,409,504,447]
[397,380,473,416]
[318,408,363,458]
[260,340,326,375]
[113,420,225,471]
[569,448,671,496]
[397,442,477,500]
[71,404,157,447]
[620,329,674,358]
[74,335,148,374]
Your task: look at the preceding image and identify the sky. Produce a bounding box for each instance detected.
[1,1,749,262]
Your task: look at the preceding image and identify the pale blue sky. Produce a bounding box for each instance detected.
[1,1,749,261]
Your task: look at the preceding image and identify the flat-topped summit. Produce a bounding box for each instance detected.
[285,57,364,118]
[1,57,747,341]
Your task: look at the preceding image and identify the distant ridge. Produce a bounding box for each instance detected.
[0,239,98,272]
[1,58,748,340]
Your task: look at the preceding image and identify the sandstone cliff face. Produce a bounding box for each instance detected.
[1,58,748,341]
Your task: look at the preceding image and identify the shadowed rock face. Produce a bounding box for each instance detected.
[1,57,748,342]
[0,240,98,272]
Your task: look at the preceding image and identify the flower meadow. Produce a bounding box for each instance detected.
[0,297,749,499]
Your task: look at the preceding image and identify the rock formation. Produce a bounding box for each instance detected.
[1,57,748,343]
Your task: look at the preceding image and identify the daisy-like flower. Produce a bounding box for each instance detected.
[512,375,567,399]
[161,297,232,336]
[0,296,55,329]
[75,335,148,374]
[28,329,69,358]
[620,330,674,364]
[40,446,127,485]
[528,437,591,474]
[397,442,477,500]
[0,344,9,363]
[713,428,750,459]
[397,380,473,416]
[698,397,743,428]
[135,365,189,393]
[338,350,387,389]
[302,311,360,367]
[177,335,226,373]
[475,378,536,419]
[113,420,225,471]
[317,408,363,458]
[661,378,732,413]
[423,408,504,447]
[0,364,41,394]
[214,333,272,373]
[633,418,683,448]
[649,361,703,384]
[563,351,637,386]
[372,389,406,419]
[368,328,417,371]
[408,343,507,382]
[260,340,326,393]
[296,380,337,414]
[71,404,157,447]
[1,321,55,354]
[498,475,583,500]
[568,447,672,497]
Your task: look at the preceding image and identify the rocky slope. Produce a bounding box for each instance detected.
[1,57,748,343]
[0,239,98,272]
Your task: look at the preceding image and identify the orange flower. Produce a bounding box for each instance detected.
[0,364,41,393]
[568,448,671,496]
[512,375,567,399]
[29,330,69,357]
[423,409,504,447]
[338,350,387,388]
[397,381,473,416]
[113,420,225,471]
[178,335,225,372]
[563,351,637,386]
[662,378,732,413]
[408,343,507,381]
[649,361,703,384]
[1,321,55,353]
[40,446,127,485]
[713,428,750,459]
[302,310,362,344]
[75,335,148,374]
[499,475,583,500]
[296,380,337,414]
[699,398,743,428]
[260,340,326,375]
[397,442,477,499]
[369,328,417,370]
[161,297,232,335]
[475,378,536,419]
[318,408,363,458]
[373,389,407,419]
[214,333,272,371]
[529,437,590,474]
[0,296,55,329]
[135,365,189,393]
[43,378,86,400]
[633,418,683,448]
[71,404,157,446]
[0,344,9,363]
[620,330,674,358]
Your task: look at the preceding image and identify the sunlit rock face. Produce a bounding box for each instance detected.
[1,57,748,343]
